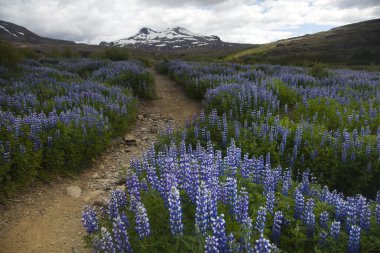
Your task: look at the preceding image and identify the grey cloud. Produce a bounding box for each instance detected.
[0,0,379,44]
[333,0,380,9]
[137,0,227,7]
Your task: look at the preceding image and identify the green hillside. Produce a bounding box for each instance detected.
[226,19,380,66]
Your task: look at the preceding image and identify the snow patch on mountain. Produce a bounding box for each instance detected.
[106,26,227,50]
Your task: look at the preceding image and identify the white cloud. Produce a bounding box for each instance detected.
[0,0,379,44]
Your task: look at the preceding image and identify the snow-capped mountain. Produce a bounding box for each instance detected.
[102,27,233,50]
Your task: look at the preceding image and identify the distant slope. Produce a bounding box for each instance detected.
[227,19,380,66]
[0,20,75,45]
[103,26,254,52]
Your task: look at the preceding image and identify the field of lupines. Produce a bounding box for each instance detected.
[0,58,154,202]
[83,61,380,252]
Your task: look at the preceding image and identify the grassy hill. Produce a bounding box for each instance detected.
[226,19,380,66]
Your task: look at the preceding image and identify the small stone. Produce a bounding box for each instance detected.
[137,114,144,120]
[92,173,99,179]
[116,185,126,192]
[123,134,137,145]
[112,174,126,185]
[66,186,82,198]
[141,127,147,132]
[93,197,108,207]
[150,126,158,133]
[83,190,103,202]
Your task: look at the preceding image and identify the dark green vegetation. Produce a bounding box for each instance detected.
[0,52,155,203]
[226,19,380,67]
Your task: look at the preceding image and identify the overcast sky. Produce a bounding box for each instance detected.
[0,0,379,44]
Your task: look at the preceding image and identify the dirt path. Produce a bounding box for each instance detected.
[0,70,201,253]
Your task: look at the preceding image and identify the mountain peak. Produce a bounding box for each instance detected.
[139,27,155,34]
[108,26,225,51]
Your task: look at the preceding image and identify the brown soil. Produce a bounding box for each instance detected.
[0,70,201,253]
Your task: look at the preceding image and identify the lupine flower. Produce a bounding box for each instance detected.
[225,177,238,216]
[108,189,127,219]
[196,181,209,235]
[272,211,283,245]
[211,214,227,252]
[168,186,183,236]
[226,233,236,253]
[99,227,115,252]
[265,190,275,214]
[348,225,361,253]
[330,221,341,240]
[376,204,380,225]
[82,206,99,234]
[304,199,315,238]
[359,203,371,234]
[113,216,133,252]
[255,207,267,235]
[253,234,272,253]
[135,202,151,239]
[318,231,327,247]
[319,211,329,230]
[281,170,291,196]
[205,235,219,253]
[294,189,304,220]
[236,188,249,223]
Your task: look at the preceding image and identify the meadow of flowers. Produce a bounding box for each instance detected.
[0,58,154,202]
[83,61,380,252]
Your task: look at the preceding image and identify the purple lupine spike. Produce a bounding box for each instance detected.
[113,216,133,253]
[225,177,238,216]
[196,181,209,235]
[318,231,327,247]
[120,212,130,228]
[126,171,141,202]
[319,211,329,230]
[244,217,254,248]
[255,207,267,235]
[168,186,183,236]
[281,170,291,196]
[208,190,218,223]
[99,227,115,253]
[211,214,227,252]
[205,235,219,253]
[265,190,275,214]
[226,233,236,253]
[330,221,341,240]
[304,199,315,238]
[82,206,99,234]
[294,188,304,220]
[348,225,361,253]
[376,204,380,225]
[236,188,249,223]
[272,211,283,246]
[359,202,370,234]
[253,234,272,253]
[135,201,151,239]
